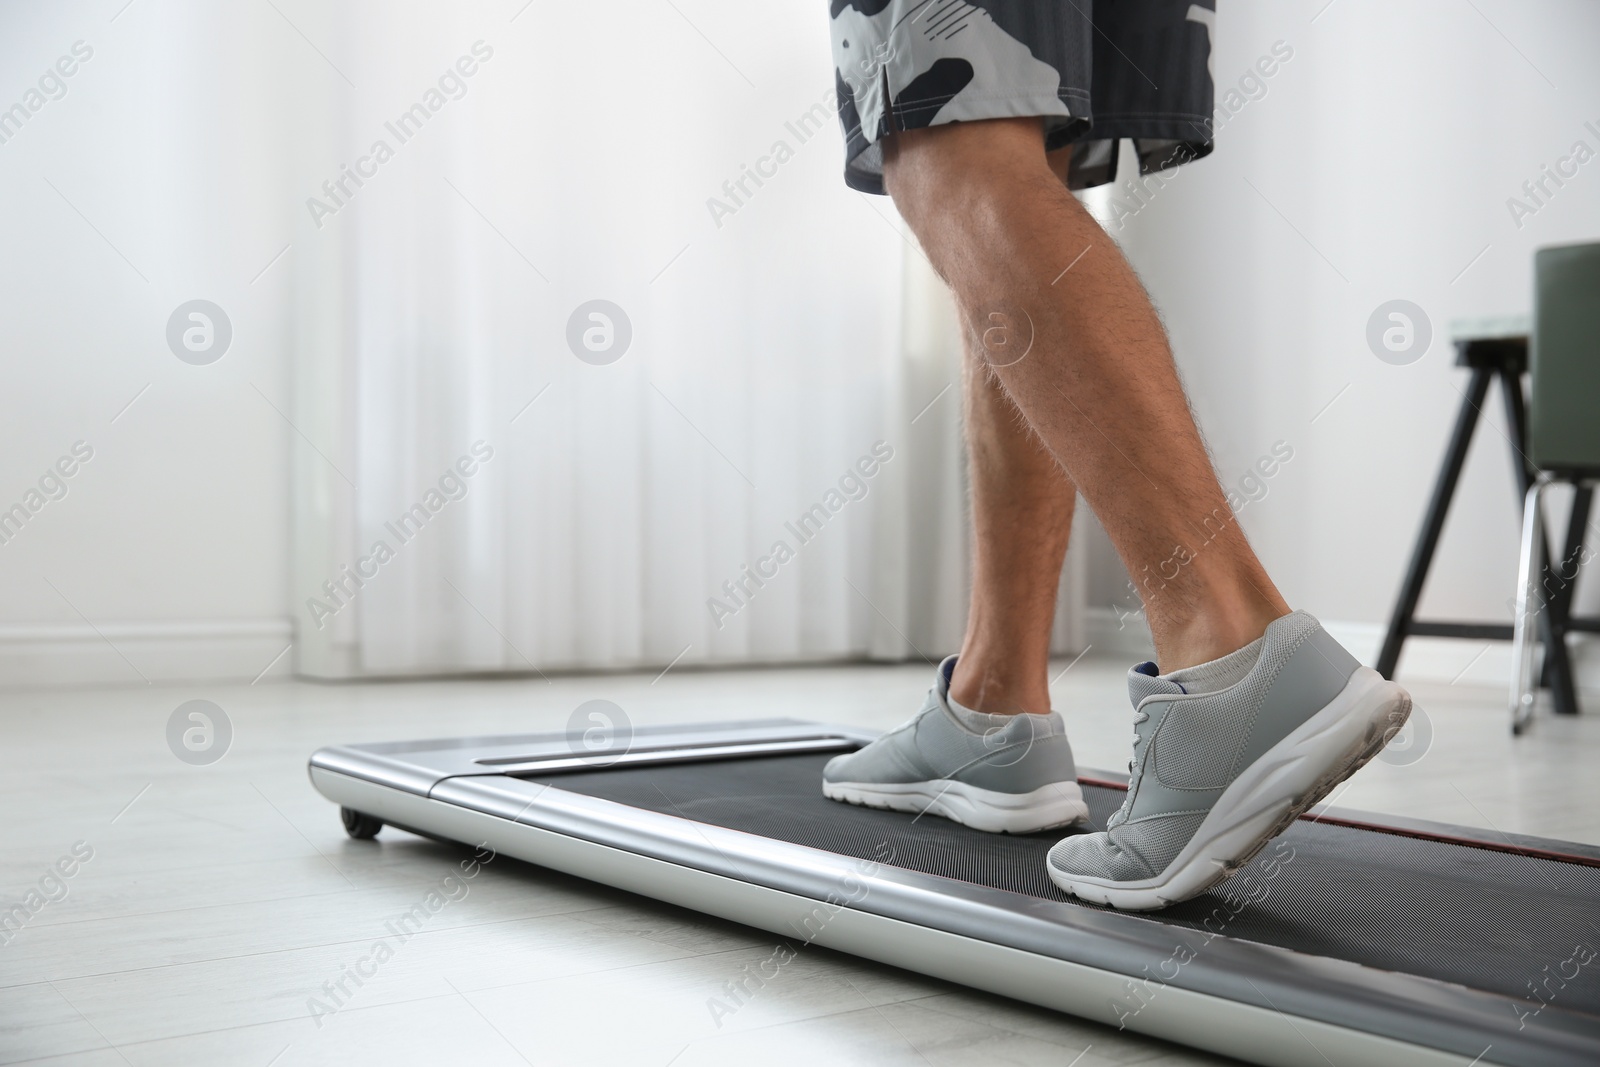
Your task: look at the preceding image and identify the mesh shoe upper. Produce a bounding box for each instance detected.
[1051,611,1361,883]
[823,655,1079,795]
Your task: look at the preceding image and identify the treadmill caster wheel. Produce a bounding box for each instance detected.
[341,807,383,839]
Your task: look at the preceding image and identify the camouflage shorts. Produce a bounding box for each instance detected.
[829,0,1215,193]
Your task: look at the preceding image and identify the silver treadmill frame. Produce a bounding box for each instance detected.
[308,719,1599,1067]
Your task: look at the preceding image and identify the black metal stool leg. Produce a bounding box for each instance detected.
[1376,368,1492,679]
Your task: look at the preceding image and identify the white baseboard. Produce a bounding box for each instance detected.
[0,619,294,689]
[1083,608,1600,691]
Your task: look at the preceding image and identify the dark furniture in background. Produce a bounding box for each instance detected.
[1378,243,1600,733]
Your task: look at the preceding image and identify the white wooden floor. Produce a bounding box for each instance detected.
[2,656,1596,1066]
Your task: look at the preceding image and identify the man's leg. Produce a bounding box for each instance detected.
[883,117,1409,909]
[885,118,1289,671]
[945,149,1081,718]
[820,162,1092,824]
[947,301,1076,717]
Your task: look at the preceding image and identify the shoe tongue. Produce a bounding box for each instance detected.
[935,654,959,700]
[1127,661,1186,708]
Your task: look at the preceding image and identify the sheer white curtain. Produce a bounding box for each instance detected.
[289,0,1083,676]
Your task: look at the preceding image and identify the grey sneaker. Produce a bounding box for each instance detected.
[823,655,1089,833]
[1047,611,1411,910]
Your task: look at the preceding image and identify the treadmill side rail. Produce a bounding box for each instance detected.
[308,719,875,796]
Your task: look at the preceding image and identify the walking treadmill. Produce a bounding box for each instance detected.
[309,719,1600,1066]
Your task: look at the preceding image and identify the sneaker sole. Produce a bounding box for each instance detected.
[1048,666,1411,910]
[823,778,1090,835]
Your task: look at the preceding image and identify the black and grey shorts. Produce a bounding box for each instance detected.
[829,0,1215,193]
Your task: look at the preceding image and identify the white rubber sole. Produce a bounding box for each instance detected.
[823,777,1090,835]
[1048,666,1412,911]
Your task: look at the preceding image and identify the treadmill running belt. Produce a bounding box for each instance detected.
[532,752,1600,1008]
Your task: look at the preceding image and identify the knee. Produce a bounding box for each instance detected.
[882,118,1054,231]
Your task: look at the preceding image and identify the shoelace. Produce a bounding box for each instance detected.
[1105,706,1153,827]
[1127,707,1150,774]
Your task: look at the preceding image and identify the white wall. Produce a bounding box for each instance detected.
[1085,0,1600,686]
[0,2,300,685]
